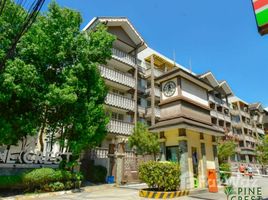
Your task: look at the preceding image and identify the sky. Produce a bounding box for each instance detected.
[42,0,268,107]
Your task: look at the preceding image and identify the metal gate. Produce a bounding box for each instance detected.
[122,152,154,184]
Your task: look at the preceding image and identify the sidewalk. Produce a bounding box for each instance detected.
[1,184,115,200]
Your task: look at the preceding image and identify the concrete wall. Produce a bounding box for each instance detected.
[181,78,208,107]
[164,128,216,189]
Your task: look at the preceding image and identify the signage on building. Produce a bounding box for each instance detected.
[252,0,268,35]
[0,150,72,165]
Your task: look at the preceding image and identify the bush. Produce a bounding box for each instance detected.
[43,182,65,192]
[139,161,180,191]
[0,175,23,189]
[22,168,73,191]
[220,163,231,183]
[88,165,107,183]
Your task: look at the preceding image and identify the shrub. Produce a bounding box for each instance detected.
[64,181,74,190]
[88,165,107,183]
[22,168,73,191]
[0,175,23,189]
[139,161,180,191]
[220,163,231,183]
[23,168,56,190]
[43,182,65,192]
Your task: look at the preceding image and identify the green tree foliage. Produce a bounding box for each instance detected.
[0,2,115,155]
[256,135,268,173]
[0,1,41,145]
[218,140,236,164]
[128,122,160,158]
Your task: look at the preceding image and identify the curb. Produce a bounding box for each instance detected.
[1,184,115,200]
[139,189,190,199]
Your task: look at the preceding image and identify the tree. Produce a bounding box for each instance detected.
[256,135,268,174]
[128,122,160,160]
[218,140,236,164]
[0,0,45,69]
[0,2,115,157]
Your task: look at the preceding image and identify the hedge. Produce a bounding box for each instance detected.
[139,161,181,191]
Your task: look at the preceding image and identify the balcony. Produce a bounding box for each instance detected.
[232,121,243,128]
[145,87,160,98]
[211,110,231,122]
[240,110,250,118]
[99,66,135,88]
[146,107,161,118]
[145,67,164,78]
[230,109,240,115]
[112,48,140,67]
[107,120,134,136]
[256,127,264,135]
[138,106,146,115]
[105,93,135,111]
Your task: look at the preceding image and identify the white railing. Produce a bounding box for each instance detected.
[256,127,265,135]
[145,68,164,78]
[107,120,134,136]
[89,148,109,159]
[240,110,250,118]
[105,93,135,111]
[209,95,230,108]
[230,109,240,115]
[138,106,146,114]
[232,121,243,128]
[210,110,231,122]
[145,87,160,97]
[146,107,161,118]
[244,135,256,143]
[99,66,135,88]
[112,48,139,67]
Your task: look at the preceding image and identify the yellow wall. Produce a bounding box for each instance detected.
[164,128,216,189]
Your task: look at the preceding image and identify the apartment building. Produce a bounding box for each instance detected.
[199,72,233,136]
[83,17,266,188]
[228,97,265,163]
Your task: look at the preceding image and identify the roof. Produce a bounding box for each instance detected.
[228,96,249,105]
[83,17,147,52]
[199,72,233,95]
[138,47,192,73]
[149,116,224,136]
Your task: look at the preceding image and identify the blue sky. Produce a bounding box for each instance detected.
[42,0,268,107]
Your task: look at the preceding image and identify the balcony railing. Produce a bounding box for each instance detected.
[145,67,164,78]
[145,87,160,97]
[240,110,250,118]
[256,127,264,135]
[99,66,135,88]
[146,107,161,118]
[105,93,135,111]
[107,120,134,136]
[112,48,140,67]
[244,135,256,143]
[210,110,231,122]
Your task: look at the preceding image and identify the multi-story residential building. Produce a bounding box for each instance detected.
[83,17,147,174]
[83,16,266,188]
[228,97,265,163]
[199,72,233,136]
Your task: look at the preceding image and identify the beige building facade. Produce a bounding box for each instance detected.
[83,17,266,188]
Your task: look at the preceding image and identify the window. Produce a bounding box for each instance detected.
[179,129,186,137]
[166,146,179,162]
[112,89,124,96]
[112,112,124,121]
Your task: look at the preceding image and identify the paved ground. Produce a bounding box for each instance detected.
[14,176,268,200]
